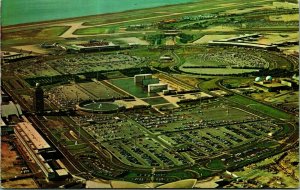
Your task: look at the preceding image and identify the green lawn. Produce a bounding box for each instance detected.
[207,159,225,170]
[2,26,70,46]
[74,26,119,35]
[228,95,293,120]
[193,168,214,178]
[180,68,259,75]
[222,78,253,88]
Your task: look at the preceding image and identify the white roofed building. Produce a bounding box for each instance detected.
[14,122,56,179]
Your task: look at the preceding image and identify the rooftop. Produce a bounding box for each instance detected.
[148,83,168,87]
[0,118,7,127]
[254,82,286,88]
[209,41,277,48]
[77,41,109,47]
[1,101,23,118]
[17,122,51,150]
[135,74,152,77]
[56,169,68,176]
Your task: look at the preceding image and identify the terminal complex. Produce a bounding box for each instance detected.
[1,0,299,188]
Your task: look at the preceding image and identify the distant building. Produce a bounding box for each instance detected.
[281,79,299,90]
[33,83,44,113]
[148,83,168,93]
[67,41,120,53]
[253,82,290,92]
[208,41,279,51]
[163,89,177,95]
[160,55,173,61]
[266,76,273,81]
[1,51,35,63]
[208,33,280,51]
[134,74,153,85]
[142,78,159,87]
[255,77,262,82]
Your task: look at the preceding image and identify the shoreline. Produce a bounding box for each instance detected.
[2,0,200,31]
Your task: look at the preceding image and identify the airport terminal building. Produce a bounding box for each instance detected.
[14,122,68,180]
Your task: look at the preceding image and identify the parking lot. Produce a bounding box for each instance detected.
[47,53,146,75]
[70,99,281,169]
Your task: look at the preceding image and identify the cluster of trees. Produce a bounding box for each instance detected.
[179,68,298,77]
[181,21,210,29]
[145,34,165,45]
[179,33,194,43]
[254,68,298,77]
[181,17,244,30]
[145,33,193,45]
[120,67,154,77]
[26,74,79,86]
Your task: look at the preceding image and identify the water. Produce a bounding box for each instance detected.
[2,0,198,26]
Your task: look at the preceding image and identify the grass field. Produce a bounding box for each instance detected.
[207,159,225,170]
[180,68,258,75]
[269,14,299,22]
[74,26,119,35]
[2,26,70,45]
[222,78,254,88]
[228,95,293,120]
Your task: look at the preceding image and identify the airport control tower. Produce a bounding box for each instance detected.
[33,83,44,113]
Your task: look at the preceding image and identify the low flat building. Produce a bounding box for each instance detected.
[253,82,290,92]
[160,56,173,61]
[148,83,168,93]
[281,79,298,89]
[14,122,56,179]
[142,78,159,87]
[55,168,69,178]
[1,51,35,62]
[208,41,279,51]
[67,42,120,53]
